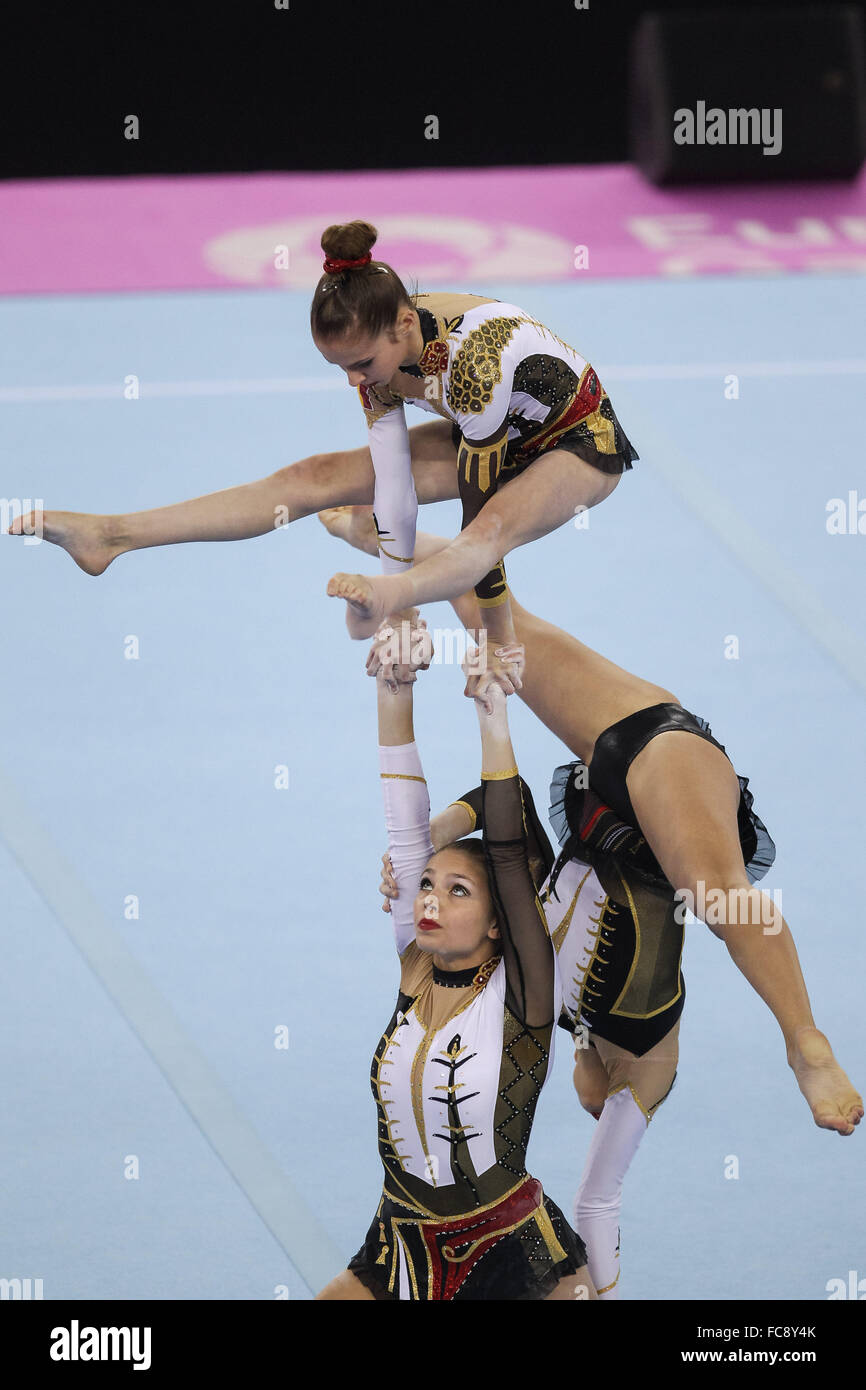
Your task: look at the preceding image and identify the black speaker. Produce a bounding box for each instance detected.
[630,5,866,184]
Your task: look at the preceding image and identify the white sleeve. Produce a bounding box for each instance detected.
[367,401,418,575]
[379,741,434,955]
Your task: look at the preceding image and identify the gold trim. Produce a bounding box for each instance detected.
[383,1172,528,1221]
[448,799,478,830]
[409,1025,437,1176]
[393,1224,421,1299]
[551,868,594,952]
[380,772,427,783]
[377,541,414,564]
[606,1081,651,1124]
[481,766,519,781]
[442,1210,535,1263]
[610,868,683,1019]
[476,589,510,608]
[374,1025,412,1166]
[532,1203,568,1264]
[596,1268,621,1295]
[399,970,501,1199]
[568,898,610,1017]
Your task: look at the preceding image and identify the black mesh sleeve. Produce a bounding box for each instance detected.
[448,785,484,830]
[451,780,555,885]
[480,770,555,1029]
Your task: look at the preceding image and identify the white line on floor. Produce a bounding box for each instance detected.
[3,360,866,402]
[621,396,866,700]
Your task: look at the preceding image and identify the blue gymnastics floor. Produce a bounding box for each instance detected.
[1,272,864,1301]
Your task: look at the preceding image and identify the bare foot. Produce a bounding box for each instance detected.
[6,509,122,576]
[326,571,390,639]
[788,1027,863,1135]
[317,506,379,558]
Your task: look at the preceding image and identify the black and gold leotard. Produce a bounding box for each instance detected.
[348,741,587,1300]
[357,291,638,610]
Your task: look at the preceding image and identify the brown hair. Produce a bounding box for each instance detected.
[310,220,416,343]
[439,835,548,895]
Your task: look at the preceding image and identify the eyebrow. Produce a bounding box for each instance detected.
[423,871,473,883]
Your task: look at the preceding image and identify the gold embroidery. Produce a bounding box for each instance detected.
[457,430,509,495]
[470,956,499,992]
[375,1219,389,1265]
[409,1025,438,1177]
[380,772,427,782]
[551,868,594,952]
[532,1203,568,1263]
[374,1019,411,1167]
[400,957,500,1195]
[481,766,519,781]
[358,381,403,426]
[569,898,611,1018]
[447,316,523,415]
[596,1268,621,1294]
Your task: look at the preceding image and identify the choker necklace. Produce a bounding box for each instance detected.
[432,956,499,991]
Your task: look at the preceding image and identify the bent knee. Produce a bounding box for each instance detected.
[573,1065,608,1115]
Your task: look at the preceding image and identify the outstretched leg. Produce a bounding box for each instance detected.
[319,509,673,755]
[7,421,459,576]
[625,732,863,1136]
[327,448,621,636]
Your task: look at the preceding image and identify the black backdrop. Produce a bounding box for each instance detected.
[3,0,866,178]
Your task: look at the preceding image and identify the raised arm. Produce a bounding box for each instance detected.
[471,666,556,1029]
[358,385,418,579]
[375,619,434,956]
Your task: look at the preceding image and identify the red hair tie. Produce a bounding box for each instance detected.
[322,253,372,274]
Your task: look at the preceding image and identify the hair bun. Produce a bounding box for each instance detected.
[320,220,378,263]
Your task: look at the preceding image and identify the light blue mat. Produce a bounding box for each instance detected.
[1,273,863,1299]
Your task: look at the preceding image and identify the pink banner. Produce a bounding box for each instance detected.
[2,163,866,296]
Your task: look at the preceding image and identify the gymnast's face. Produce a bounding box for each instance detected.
[414,848,500,966]
[314,307,420,389]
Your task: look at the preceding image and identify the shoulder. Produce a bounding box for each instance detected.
[398,939,430,991]
[446,305,532,420]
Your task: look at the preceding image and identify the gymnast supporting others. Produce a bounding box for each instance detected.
[7,220,633,697]
[323,503,863,1143]
[377,743,683,1300]
[316,625,596,1301]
